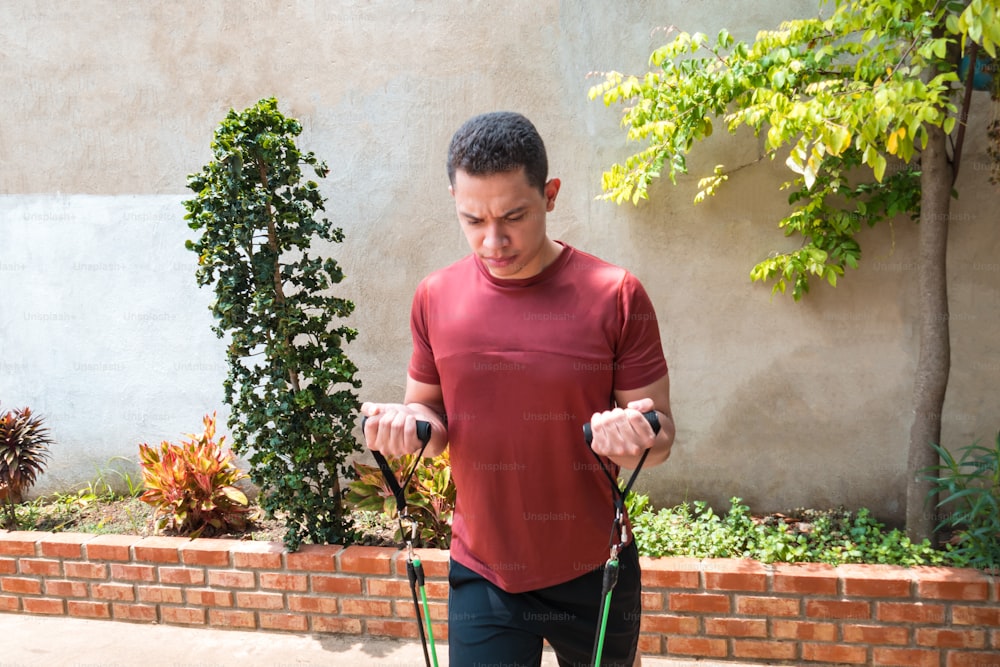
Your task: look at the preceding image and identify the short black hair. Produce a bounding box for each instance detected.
[447,111,548,193]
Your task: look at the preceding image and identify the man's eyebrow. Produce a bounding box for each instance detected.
[460,206,528,221]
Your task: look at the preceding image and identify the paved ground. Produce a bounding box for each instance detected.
[2,614,771,667]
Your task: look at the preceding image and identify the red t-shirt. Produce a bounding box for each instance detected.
[408,242,667,592]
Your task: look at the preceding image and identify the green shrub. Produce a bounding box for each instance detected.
[925,433,1000,572]
[630,496,951,566]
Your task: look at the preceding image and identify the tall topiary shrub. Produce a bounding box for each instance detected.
[183,98,361,550]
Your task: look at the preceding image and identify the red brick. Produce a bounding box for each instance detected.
[133,536,185,564]
[209,608,257,629]
[641,613,699,635]
[736,595,799,617]
[85,534,141,561]
[19,558,62,577]
[340,597,393,617]
[235,591,284,610]
[161,606,207,625]
[208,570,256,589]
[92,582,135,601]
[772,620,837,642]
[877,601,946,624]
[0,532,39,556]
[338,546,394,575]
[285,544,340,571]
[366,578,411,598]
[0,594,19,611]
[63,562,107,579]
[311,574,362,595]
[180,541,232,567]
[112,603,158,622]
[259,612,308,632]
[801,642,867,664]
[703,559,768,592]
[312,616,363,634]
[288,594,338,614]
[952,605,1000,627]
[733,639,798,661]
[639,557,701,589]
[0,558,15,574]
[39,533,90,559]
[773,562,838,595]
[68,600,110,619]
[45,579,88,597]
[394,598,447,621]
[260,572,307,592]
[947,651,1000,667]
[397,548,450,578]
[366,618,419,638]
[705,617,766,638]
[805,598,870,621]
[914,566,990,601]
[231,541,284,569]
[641,591,664,611]
[916,628,986,649]
[186,588,233,607]
[839,564,912,598]
[872,647,940,667]
[668,592,730,613]
[1,576,41,595]
[137,585,184,604]
[423,580,449,600]
[841,623,909,645]
[666,636,728,658]
[22,597,64,614]
[159,566,205,585]
[637,633,663,655]
[109,563,156,582]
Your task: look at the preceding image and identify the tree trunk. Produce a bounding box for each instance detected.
[905,120,952,543]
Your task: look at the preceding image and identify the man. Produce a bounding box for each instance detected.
[362,111,674,666]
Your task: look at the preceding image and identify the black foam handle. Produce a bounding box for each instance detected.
[583,410,660,446]
[361,415,432,446]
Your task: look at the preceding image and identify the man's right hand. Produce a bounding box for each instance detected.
[360,402,437,458]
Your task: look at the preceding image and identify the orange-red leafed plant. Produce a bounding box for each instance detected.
[139,413,251,538]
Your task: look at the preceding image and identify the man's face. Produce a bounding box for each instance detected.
[450,168,560,280]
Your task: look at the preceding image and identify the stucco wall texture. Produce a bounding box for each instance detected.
[1,1,997,524]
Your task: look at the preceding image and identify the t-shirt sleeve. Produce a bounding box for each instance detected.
[614,273,668,391]
[407,280,440,385]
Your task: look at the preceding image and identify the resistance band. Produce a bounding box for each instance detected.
[363,417,439,667]
[583,410,661,667]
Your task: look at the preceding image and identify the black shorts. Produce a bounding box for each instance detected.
[447,542,641,667]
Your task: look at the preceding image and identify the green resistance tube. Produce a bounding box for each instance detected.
[413,557,439,667]
[593,587,615,666]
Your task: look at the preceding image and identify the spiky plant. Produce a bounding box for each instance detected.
[0,406,54,528]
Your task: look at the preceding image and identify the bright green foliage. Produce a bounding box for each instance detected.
[183,98,362,550]
[629,495,952,566]
[346,451,456,548]
[591,0,998,299]
[925,433,1000,571]
[139,414,252,538]
[0,405,53,528]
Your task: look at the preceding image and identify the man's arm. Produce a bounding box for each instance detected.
[588,373,675,470]
[360,375,449,458]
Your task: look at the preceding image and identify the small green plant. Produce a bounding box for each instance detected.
[925,433,1000,572]
[630,496,950,566]
[138,413,251,538]
[0,405,54,528]
[346,450,455,548]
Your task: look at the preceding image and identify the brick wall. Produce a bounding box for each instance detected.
[1,531,998,666]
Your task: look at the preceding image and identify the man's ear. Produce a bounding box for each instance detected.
[449,185,455,198]
[544,178,561,211]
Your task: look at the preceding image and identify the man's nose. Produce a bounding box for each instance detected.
[482,222,507,250]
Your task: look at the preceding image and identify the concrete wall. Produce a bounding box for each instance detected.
[1,1,997,523]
